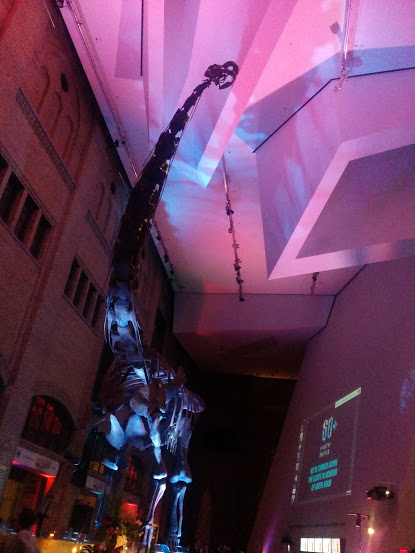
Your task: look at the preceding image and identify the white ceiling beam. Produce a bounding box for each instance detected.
[144,0,165,146]
[173,0,300,188]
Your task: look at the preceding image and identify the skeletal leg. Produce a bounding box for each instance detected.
[149,412,168,479]
[170,416,192,485]
[142,478,167,552]
[166,481,187,551]
[104,413,127,469]
[125,412,168,551]
[165,416,193,547]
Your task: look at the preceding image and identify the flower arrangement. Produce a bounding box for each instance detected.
[81,495,143,553]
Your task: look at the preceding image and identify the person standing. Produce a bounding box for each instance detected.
[5,509,41,553]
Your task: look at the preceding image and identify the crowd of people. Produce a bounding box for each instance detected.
[1,512,249,553]
[189,539,244,553]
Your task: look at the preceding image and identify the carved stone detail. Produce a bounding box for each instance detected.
[86,210,112,257]
[16,88,76,190]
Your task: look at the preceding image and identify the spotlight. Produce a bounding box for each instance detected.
[367,486,395,500]
[368,528,375,535]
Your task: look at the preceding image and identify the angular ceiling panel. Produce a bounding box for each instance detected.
[59,0,415,375]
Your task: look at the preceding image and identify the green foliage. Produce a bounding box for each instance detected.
[83,492,143,553]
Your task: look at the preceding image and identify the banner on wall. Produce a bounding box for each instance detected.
[86,475,105,493]
[13,446,59,476]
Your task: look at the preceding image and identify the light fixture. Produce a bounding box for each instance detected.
[333,0,354,91]
[349,513,371,553]
[367,485,395,500]
[349,513,370,528]
[222,158,245,302]
[281,536,294,552]
[310,272,319,295]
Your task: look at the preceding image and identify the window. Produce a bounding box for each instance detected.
[14,195,38,242]
[30,215,51,258]
[64,258,80,298]
[64,257,104,329]
[125,457,140,491]
[89,459,105,475]
[22,395,74,454]
[83,283,97,319]
[0,167,52,260]
[73,270,88,309]
[0,174,24,224]
[91,296,104,328]
[0,152,8,174]
[89,431,106,475]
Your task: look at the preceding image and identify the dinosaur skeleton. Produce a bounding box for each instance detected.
[65,61,239,550]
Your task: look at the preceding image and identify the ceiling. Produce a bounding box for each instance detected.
[58,0,415,378]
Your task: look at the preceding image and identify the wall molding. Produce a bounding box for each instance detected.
[86,210,112,258]
[16,87,76,190]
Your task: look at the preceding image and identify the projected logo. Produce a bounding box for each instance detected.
[296,388,361,503]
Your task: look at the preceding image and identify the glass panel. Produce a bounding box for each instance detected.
[83,283,97,319]
[91,296,104,328]
[14,194,38,242]
[64,259,80,298]
[0,152,8,176]
[73,271,88,308]
[30,214,52,259]
[0,174,24,223]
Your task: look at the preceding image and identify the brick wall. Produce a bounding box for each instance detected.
[0,0,127,509]
[0,0,191,539]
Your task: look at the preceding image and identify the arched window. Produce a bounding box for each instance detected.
[108,204,121,243]
[43,92,62,136]
[55,114,74,161]
[33,65,51,114]
[102,197,112,234]
[94,181,105,220]
[22,395,74,454]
